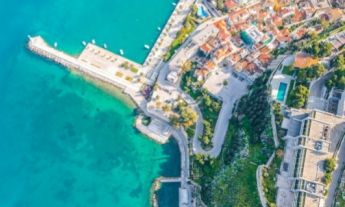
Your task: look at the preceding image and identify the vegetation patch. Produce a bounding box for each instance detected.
[141,116,151,126]
[285,80,295,107]
[115,71,123,78]
[282,64,294,76]
[125,76,133,82]
[130,67,138,73]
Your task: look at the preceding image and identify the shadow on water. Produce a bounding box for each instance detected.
[158,137,181,177]
[155,182,180,207]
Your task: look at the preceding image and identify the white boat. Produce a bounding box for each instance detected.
[92,39,95,44]
[54,42,57,47]
[144,44,150,49]
[103,44,107,49]
[120,49,124,55]
[158,27,161,31]
[172,2,176,6]
[82,41,86,46]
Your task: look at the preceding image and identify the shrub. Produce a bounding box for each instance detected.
[130,68,138,73]
[125,76,133,82]
[324,158,336,173]
[115,71,123,78]
[324,173,331,186]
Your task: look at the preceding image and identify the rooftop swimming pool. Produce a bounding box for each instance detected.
[277,82,288,101]
[197,6,208,18]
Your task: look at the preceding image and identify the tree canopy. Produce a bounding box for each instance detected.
[290,85,310,108]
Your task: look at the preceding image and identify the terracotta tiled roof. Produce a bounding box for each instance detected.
[258,54,272,67]
[244,63,259,74]
[259,46,271,54]
[213,20,227,31]
[225,0,237,10]
[233,22,250,31]
[228,8,249,24]
[295,28,308,38]
[276,35,292,43]
[200,43,213,52]
[272,16,283,26]
[258,12,267,19]
[280,28,290,37]
[205,61,215,69]
[233,34,243,46]
[219,30,231,41]
[234,60,248,72]
[294,52,318,68]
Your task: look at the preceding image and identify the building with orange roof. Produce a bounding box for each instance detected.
[291,10,305,23]
[228,51,242,64]
[292,28,308,39]
[293,52,318,69]
[272,16,283,27]
[225,0,238,11]
[213,19,227,32]
[276,35,292,48]
[258,12,268,20]
[228,8,250,24]
[233,22,250,32]
[234,60,248,72]
[219,30,231,41]
[200,43,213,54]
[204,61,216,70]
[244,63,259,75]
[256,54,272,67]
[305,8,315,18]
[280,28,290,37]
[213,46,232,63]
[194,68,210,81]
[277,7,295,18]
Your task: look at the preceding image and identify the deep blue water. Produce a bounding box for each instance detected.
[0,0,180,206]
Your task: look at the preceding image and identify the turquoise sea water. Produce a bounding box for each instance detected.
[0,0,180,206]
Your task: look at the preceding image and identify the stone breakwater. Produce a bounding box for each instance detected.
[27,41,127,91]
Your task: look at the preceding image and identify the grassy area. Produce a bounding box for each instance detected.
[115,71,123,78]
[186,127,195,138]
[282,66,294,76]
[262,153,283,205]
[285,80,295,107]
[130,67,138,73]
[125,76,133,82]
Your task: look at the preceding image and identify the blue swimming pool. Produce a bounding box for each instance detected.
[197,6,208,18]
[277,82,288,101]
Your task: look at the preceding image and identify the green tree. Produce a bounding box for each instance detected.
[212,101,221,112]
[169,115,180,128]
[180,107,198,128]
[297,69,307,82]
[162,104,172,112]
[338,77,345,89]
[324,158,336,173]
[334,55,344,69]
[181,60,192,74]
[203,94,212,106]
[190,4,198,16]
[121,61,129,68]
[217,0,224,10]
[223,80,228,86]
[312,64,326,79]
[319,42,333,58]
[321,19,329,29]
[310,42,320,58]
[177,94,182,101]
[291,85,310,108]
[308,31,318,39]
[324,173,332,186]
[195,153,205,165]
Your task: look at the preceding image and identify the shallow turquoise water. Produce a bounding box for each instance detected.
[0,0,180,206]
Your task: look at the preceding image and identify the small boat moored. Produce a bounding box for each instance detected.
[82,41,86,46]
[92,39,95,44]
[158,27,161,31]
[54,42,57,47]
[172,2,176,6]
[120,49,124,55]
[144,44,150,49]
[103,44,107,49]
